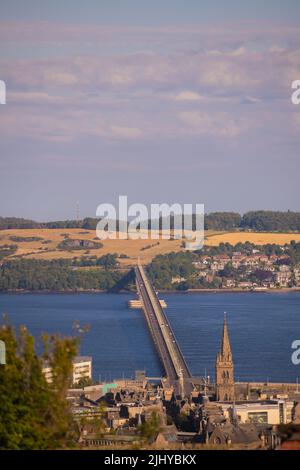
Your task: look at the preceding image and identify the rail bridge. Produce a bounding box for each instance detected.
[135,263,194,397]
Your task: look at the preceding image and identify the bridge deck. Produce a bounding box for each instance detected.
[135,264,194,397]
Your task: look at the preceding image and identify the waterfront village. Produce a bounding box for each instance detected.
[174,249,300,290]
[42,317,300,450]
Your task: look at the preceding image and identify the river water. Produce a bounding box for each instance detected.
[1,292,299,383]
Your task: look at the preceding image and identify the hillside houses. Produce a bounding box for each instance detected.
[192,250,300,289]
[275,265,292,287]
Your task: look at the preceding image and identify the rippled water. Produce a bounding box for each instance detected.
[1,292,300,383]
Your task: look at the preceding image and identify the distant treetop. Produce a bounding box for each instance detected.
[0,211,300,233]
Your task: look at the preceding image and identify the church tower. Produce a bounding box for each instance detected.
[215,313,234,401]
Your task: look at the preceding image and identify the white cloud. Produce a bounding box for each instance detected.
[174,90,204,101]
[1,20,299,145]
[109,126,143,139]
[44,71,78,85]
[177,111,246,139]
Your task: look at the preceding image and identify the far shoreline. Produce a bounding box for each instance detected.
[1,287,300,295]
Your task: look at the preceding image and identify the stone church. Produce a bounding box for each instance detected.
[215,314,235,401]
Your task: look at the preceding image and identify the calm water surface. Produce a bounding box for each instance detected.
[0,292,299,383]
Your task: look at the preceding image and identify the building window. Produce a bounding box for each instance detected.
[248,412,268,424]
[279,403,284,424]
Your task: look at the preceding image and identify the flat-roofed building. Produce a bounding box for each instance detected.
[72,356,92,384]
[43,355,92,385]
[219,399,293,425]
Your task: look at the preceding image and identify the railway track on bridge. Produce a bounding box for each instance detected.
[135,264,194,397]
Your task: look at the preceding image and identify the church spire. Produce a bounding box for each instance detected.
[215,312,235,401]
[219,312,232,361]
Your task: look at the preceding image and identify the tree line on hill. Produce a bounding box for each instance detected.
[204,211,300,231]
[0,216,94,230]
[1,210,300,232]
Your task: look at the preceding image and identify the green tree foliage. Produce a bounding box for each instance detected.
[175,412,195,432]
[1,211,300,232]
[287,241,300,265]
[9,236,43,242]
[250,269,274,283]
[0,320,79,449]
[241,211,300,232]
[219,262,235,278]
[45,220,82,229]
[0,244,18,261]
[199,241,256,256]
[57,238,103,250]
[204,210,300,232]
[81,218,98,230]
[138,412,161,443]
[148,252,196,289]
[0,259,122,291]
[204,212,241,230]
[96,253,118,269]
[0,217,41,230]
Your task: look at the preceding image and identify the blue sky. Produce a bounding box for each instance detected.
[2,1,300,24]
[0,1,299,220]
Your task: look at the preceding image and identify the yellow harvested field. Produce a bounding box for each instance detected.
[0,228,300,266]
[205,232,300,246]
[0,228,182,266]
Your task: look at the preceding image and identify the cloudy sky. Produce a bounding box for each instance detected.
[0,0,299,220]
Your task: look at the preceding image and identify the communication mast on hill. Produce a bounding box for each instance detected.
[76,201,80,222]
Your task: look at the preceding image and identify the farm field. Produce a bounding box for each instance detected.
[204,231,300,246]
[1,228,300,266]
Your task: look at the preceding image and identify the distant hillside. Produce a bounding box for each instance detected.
[239,211,300,232]
[0,217,42,230]
[204,211,300,232]
[0,217,93,230]
[1,211,300,233]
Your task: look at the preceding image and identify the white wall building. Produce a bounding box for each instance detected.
[43,356,92,385]
[219,399,294,425]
